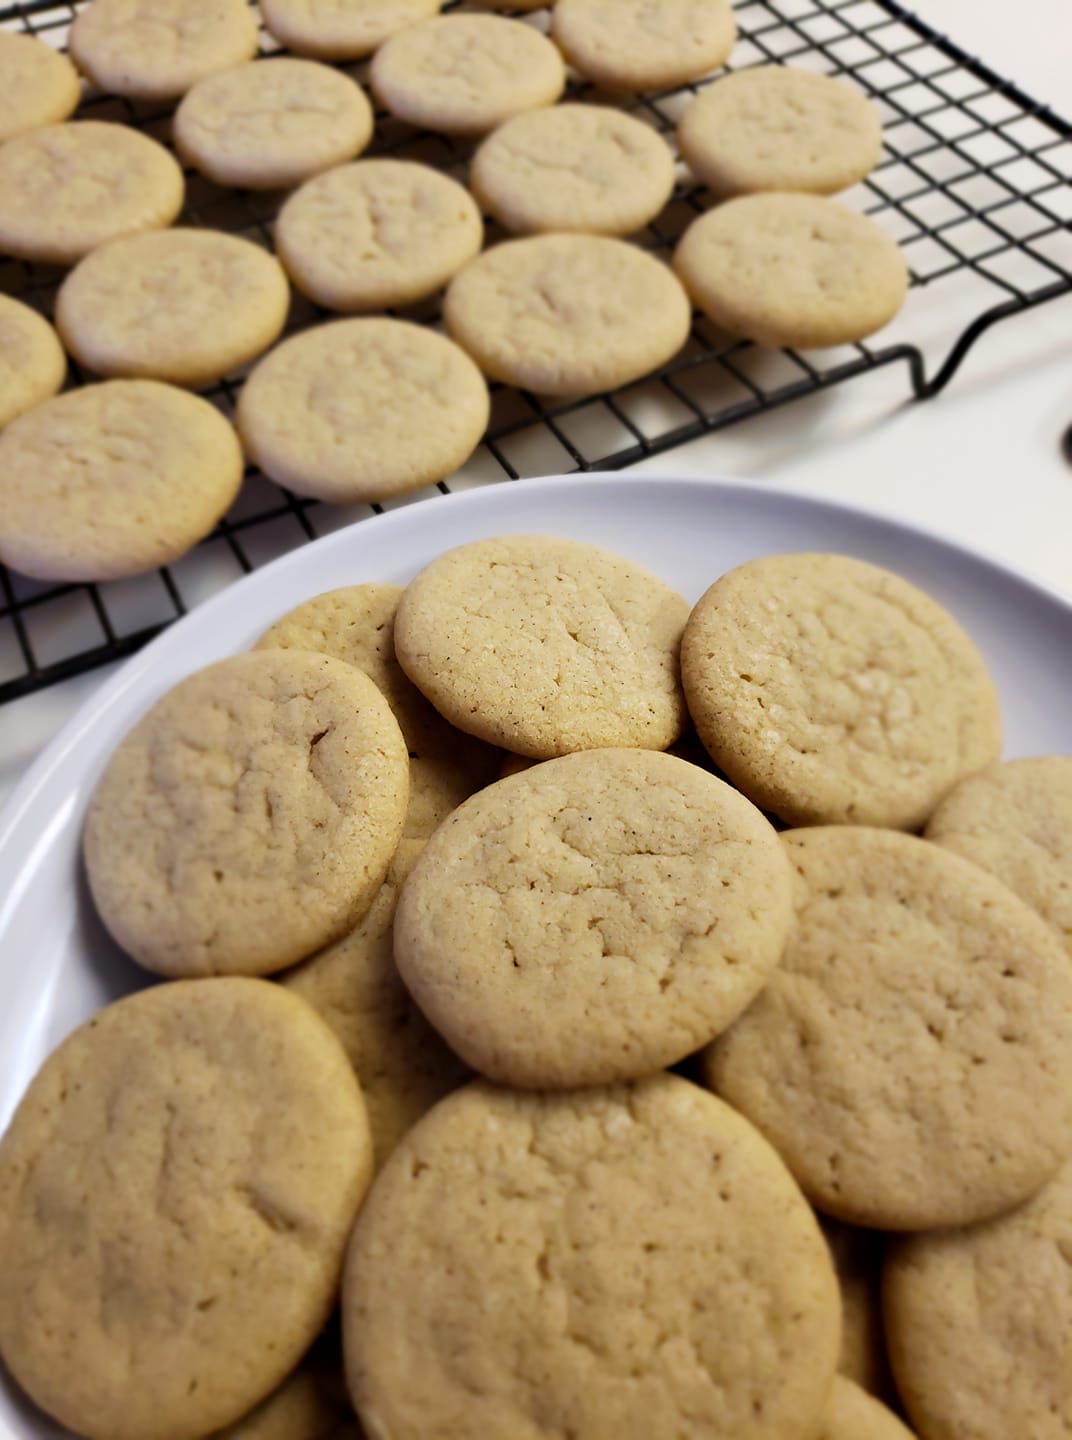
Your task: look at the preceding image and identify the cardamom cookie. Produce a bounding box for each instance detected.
[56,229,290,388]
[681,552,1003,829]
[275,160,483,312]
[174,59,374,191]
[925,755,1072,958]
[84,650,409,977]
[0,295,66,432]
[0,380,242,582]
[370,14,565,136]
[0,121,184,266]
[821,1217,894,1398]
[818,1378,916,1440]
[443,234,691,395]
[261,0,441,61]
[394,534,690,756]
[394,748,793,1087]
[236,318,488,502]
[344,1075,841,1440]
[69,0,259,102]
[678,66,884,198]
[706,827,1072,1230]
[551,0,737,92]
[674,193,908,348]
[0,31,80,143]
[0,977,372,1440]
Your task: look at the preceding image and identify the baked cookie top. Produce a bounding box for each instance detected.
[0,31,80,143]
[261,0,441,61]
[0,295,66,432]
[551,0,737,91]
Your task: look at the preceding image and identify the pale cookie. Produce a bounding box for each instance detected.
[344,1075,840,1440]
[213,1351,349,1440]
[821,1217,894,1398]
[394,748,793,1087]
[551,0,737,92]
[370,15,565,136]
[678,66,884,198]
[884,1158,1072,1440]
[255,584,499,840]
[0,978,372,1440]
[236,318,489,503]
[0,121,184,266]
[0,380,242,582]
[394,534,690,756]
[817,1378,916,1440]
[261,0,441,61]
[443,234,691,395]
[706,827,1072,1230]
[0,32,81,143]
[925,755,1072,959]
[69,0,258,102]
[84,650,409,977]
[0,295,66,432]
[470,103,676,237]
[275,159,482,312]
[674,193,908,348]
[174,59,374,191]
[681,552,1003,830]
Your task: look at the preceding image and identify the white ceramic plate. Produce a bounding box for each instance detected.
[1,472,1069,1437]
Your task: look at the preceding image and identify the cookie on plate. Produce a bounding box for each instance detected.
[551,0,737,92]
[0,31,80,143]
[261,0,441,61]
[0,295,66,432]
[817,1378,916,1440]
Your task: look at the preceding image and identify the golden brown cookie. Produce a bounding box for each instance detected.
[551,0,737,91]
[0,31,80,143]
[817,1378,917,1440]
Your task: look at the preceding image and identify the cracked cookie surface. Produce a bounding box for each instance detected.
[0,32,80,143]
[261,0,441,61]
[0,295,66,432]
[551,0,737,91]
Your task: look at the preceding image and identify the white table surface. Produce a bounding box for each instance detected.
[1,0,1070,808]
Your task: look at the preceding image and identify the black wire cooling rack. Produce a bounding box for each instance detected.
[1,0,1070,704]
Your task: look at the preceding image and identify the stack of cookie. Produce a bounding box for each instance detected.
[2,534,1069,1440]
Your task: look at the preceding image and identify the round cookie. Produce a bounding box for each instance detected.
[925,755,1072,959]
[678,66,884,198]
[884,1159,1072,1440]
[0,295,66,432]
[470,103,676,237]
[394,534,690,756]
[821,1217,894,1398]
[174,59,374,191]
[370,15,565,136]
[56,229,290,389]
[680,552,1003,830]
[0,380,242,582]
[84,650,409,977]
[551,0,737,92]
[443,234,691,396]
[69,0,259,103]
[344,1075,841,1440]
[0,32,81,143]
[706,827,1072,1231]
[0,977,372,1440]
[394,748,793,1088]
[674,193,908,348]
[818,1378,916,1440]
[0,121,184,266]
[236,318,489,503]
[261,0,441,61]
[275,160,483,312]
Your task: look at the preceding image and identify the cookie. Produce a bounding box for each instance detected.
[84,650,409,977]
[678,66,884,198]
[0,31,81,143]
[344,1075,840,1440]
[174,59,374,191]
[884,1158,1071,1440]
[818,1378,916,1440]
[394,534,690,756]
[925,755,1072,958]
[706,827,1072,1230]
[394,748,793,1087]
[821,1217,894,1398]
[69,0,259,102]
[680,552,1003,829]
[56,229,290,388]
[551,0,737,92]
[443,234,691,395]
[236,318,489,503]
[674,193,908,348]
[275,159,483,312]
[0,295,66,432]
[470,103,676,237]
[370,15,565,136]
[0,977,372,1440]
[255,583,499,840]
[0,380,242,582]
[261,0,441,61]
[0,121,184,266]
[213,1347,349,1440]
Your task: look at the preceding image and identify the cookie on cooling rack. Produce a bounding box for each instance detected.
[551,0,737,91]
[261,0,440,60]
[0,31,80,143]
[0,296,66,432]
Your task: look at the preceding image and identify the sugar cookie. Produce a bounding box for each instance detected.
[551,0,737,92]
[818,1378,916,1440]
[0,32,80,143]
[0,295,66,432]
[261,0,441,61]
